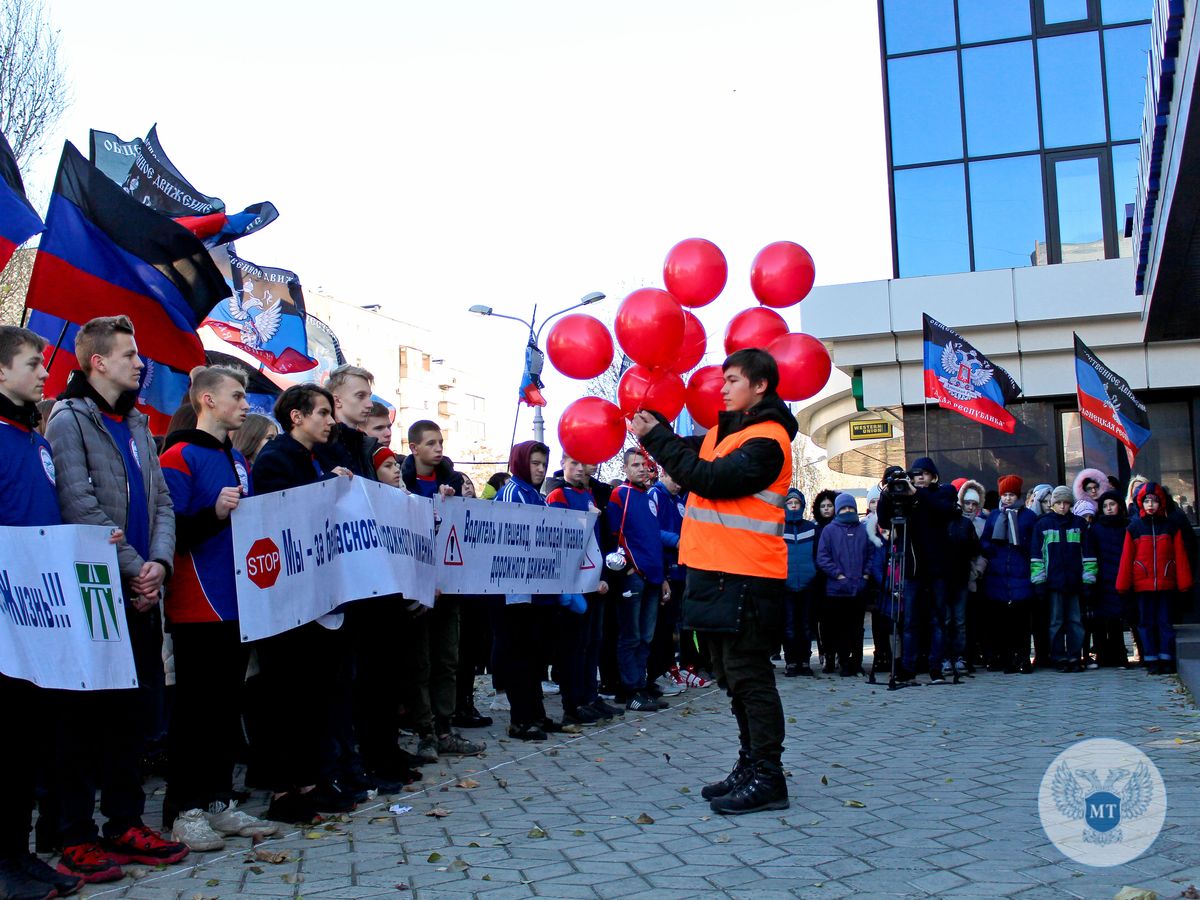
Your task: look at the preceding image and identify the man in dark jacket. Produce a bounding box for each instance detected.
[45,316,188,883]
[632,348,795,816]
[877,456,957,684]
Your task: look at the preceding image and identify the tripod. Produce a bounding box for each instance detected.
[882,515,910,690]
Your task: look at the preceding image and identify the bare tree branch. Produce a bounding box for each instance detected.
[0,247,34,325]
[0,0,70,168]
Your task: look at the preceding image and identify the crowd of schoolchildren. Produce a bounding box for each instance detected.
[778,456,1195,686]
[0,318,715,899]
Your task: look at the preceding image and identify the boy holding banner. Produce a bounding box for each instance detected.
[0,326,87,899]
[159,366,277,850]
[46,317,188,883]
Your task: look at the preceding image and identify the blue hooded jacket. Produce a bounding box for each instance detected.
[783,488,817,592]
[981,503,1037,602]
[607,480,665,584]
[649,480,687,583]
[817,495,874,597]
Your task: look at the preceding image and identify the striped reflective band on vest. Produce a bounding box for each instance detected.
[685,504,785,535]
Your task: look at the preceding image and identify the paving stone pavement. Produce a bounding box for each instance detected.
[75,665,1200,899]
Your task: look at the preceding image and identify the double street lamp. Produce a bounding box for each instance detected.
[469,291,606,447]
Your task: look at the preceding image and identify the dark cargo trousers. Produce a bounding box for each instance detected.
[698,582,786,764]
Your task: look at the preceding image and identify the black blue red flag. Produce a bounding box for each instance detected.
[204,349,282,416]
[0,130,44,271]
[520,339,547,407]
[90,125,278,248]
[922,313,1021,434]
[203,245,317,374]
[24,142,230,374]
[1074,333,1151,460]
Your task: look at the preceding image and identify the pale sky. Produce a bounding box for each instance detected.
[28,0,893,453]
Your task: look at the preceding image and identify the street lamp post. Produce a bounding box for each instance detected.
[469,291,606,450]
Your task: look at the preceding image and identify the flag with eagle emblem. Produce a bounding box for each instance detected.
[922,313,1021,433]
[1073,333,1150,461]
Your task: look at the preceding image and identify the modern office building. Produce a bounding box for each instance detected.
[797,0,1200,525]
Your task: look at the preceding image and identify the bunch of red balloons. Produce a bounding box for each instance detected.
[553,237,832,465]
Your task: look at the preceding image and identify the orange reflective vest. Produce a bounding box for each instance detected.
[679,420,792,579]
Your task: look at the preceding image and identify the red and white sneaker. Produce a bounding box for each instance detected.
[101,825,190,866]
[668,664,689,689]
[57,842,123,884]
[683,665,712,688]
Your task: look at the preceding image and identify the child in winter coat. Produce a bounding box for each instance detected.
[811,488,840,672]
[982,475,1038,672]
[782,488,818,676]
[1087,490,1130,667]
[816,493,875,677]
[1117,482,1194,674]
[1030,485,1097,672]
[942,480,985,677]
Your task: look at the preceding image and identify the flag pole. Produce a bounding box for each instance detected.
[45,319,70,372]
[923,396,930,458]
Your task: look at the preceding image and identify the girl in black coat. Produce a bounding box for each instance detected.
[1088,490,1130,667]
[812,489,840,672]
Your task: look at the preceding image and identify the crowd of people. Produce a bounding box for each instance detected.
[778,459,1195,686]
[0,318,736,898]
[2,316,1195,898]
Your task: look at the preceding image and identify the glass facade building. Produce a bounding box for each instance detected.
[881,0,1152,277]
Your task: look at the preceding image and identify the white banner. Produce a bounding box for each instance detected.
[232,478,437,641]
[0,525,137,690]
[434,497,601,595]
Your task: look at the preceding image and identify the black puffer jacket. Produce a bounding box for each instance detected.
[314,422,379,480]
[639,394,798,633]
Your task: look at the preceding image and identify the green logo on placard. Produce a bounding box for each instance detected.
[75,562,120,641]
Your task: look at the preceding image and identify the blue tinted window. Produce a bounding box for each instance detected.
[894,164,970,276]
[1102,0,1152,23]
[1104,25,1150,140]
[962,41,1039,155]
[888,53,964,165]
[970,156,1046,269]
[1111,142,1140,256]
[1054,156,1106,261]
[959,0,1031,42]
[883,0,957,54]
[1038,34,1107,147]
[1043,0,1090,24]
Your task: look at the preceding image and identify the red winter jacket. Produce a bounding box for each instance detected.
[1116,484,1193,593]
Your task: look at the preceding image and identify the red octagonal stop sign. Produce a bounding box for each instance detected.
[246,537,281,589]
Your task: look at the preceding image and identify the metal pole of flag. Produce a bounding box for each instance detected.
[468,291,606,452]
[44,319,71,373]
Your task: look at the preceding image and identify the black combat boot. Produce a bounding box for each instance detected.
[709,759,789,815]
[700,752,753,800]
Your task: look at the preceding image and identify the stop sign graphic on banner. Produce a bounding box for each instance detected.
[246,538,281,589]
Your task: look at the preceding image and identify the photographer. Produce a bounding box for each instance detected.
[876,457,958,684]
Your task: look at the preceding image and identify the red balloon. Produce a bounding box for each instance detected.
[617,364,686,419]
[614,288,685,369]
[724,306,789,356]
[546,314,614,380]
[558,396,626,466]
[663,238,728,308]
[668,311,707,374]
[768,332,832,402]
[685,365,725,430]
[750,241,816,308]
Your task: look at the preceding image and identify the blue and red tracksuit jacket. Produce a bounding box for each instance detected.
[160,429,252,623]
[606,481,665,584]
[0,401,62,527]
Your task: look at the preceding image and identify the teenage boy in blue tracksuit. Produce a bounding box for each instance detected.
[782,488,818,676]
[546,454,618,726]
[607,448,668,711]
[159,365,276,850]
[648,472,688,688]
[1030,485,1097,672]
[0,326,88,900]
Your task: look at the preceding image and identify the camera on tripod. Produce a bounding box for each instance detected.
[883,467,918,497]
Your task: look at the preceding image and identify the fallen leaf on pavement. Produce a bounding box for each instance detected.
[456,778,480,789]
[634,813,655,825]
[252,848,290,864]
[528,826,548,838]
[844,800,867,808]
[450,859,470,871]
[304,831,323,839]
[820,776,829,786]
[427,852,442,863]
[714,834,730,843]
[425,808,451,818]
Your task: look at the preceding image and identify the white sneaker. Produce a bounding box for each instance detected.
[207,800,279,837]
[541,680,560,695]
[489,692,511,711]
[172,809,225,851]
[654,674,684,696]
